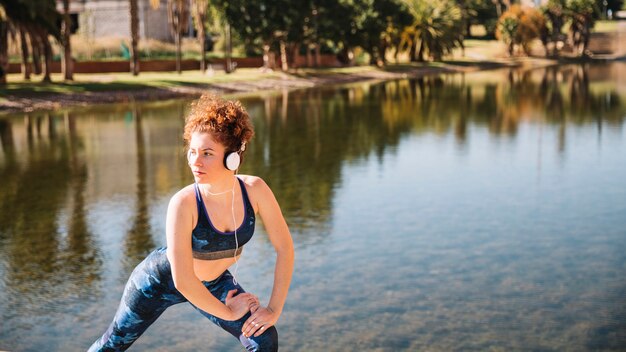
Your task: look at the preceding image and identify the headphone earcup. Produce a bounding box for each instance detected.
[224,152,241,171]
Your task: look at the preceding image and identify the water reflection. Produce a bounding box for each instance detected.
[122,106,155,273]
[240,63,624,233]
[0,63,624,351]
[63,111,101,295]
[0,112,102,324]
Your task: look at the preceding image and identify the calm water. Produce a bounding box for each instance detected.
[1,64,625,351]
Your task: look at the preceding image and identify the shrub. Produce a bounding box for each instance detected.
[496,5,546,56]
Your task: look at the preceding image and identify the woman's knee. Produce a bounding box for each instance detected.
[251,326,278,352]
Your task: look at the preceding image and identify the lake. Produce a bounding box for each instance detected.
[1,63,625,351]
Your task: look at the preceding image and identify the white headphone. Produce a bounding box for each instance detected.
[224,141,246,171]
[225,141,247,285]
[188,140,247,285]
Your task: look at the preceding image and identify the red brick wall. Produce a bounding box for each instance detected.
[7,55,339,74]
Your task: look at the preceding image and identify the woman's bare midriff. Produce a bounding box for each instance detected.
[193,254,242,282]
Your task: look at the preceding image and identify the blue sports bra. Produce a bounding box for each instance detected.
[192,177,255,260]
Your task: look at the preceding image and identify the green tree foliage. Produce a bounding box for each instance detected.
[315,0,367,64]
[463,0,500,38]
[566,0,597,56]
[542,0,566,57]
[360,0,413,66]
[214,0,411,68]
[496,14,518,56]
[403,0,464,61]
[0,0,61,82]
[214,0,287,68]
[0,0,60,39]
[541,0,598,57]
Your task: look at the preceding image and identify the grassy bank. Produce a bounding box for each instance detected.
[0,61,518,113]
[0,40,606,114]
[2,69,283,96]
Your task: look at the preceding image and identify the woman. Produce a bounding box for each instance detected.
[88,95,294,352]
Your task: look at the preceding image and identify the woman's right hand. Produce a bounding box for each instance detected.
[225,289,259,320]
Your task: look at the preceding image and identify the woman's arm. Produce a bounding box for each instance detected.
[165,189,255,321]
[242,177,295,337]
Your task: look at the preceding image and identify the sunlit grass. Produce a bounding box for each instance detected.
[1,69,285,96]
[1,64,473,97]
[594,20,620,33]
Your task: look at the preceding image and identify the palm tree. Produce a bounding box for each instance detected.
[192,0,209,72]
[33,0,61,82]
[403,0,464,61]
[496,11,518,56]
[0,2,31,84]
[1,0,60,82]
[566,0,597,56]
[168,0,189,74]
[129,0,140,75]
[543,0,567,57]
[18,27,30,80]
[61,0,73,80]
[35,26,54,82]
[128,0,162,76]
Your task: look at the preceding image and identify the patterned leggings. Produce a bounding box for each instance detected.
[87,247,278,352]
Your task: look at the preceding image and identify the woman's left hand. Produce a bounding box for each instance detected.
[242,306,278,338]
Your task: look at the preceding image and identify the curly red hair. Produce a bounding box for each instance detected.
[183,94,255,157]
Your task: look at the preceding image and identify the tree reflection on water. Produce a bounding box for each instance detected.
[0,63,624,351]
[0,112,102,333]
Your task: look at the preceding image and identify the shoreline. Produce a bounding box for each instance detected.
[0,57,601,115]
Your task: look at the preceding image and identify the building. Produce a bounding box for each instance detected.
[58,0,184,42]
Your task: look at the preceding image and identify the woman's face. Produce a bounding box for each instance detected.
[187,131,229,183]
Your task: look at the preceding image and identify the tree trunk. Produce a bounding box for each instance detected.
[31,33,42,75]
[225,23,232,73]
[581,23,591,56]
[289,43,299,69]
[306,44,312,67]
[130,0,140,75]
[346,48,355,66]
[337,46,354,66]
[42,32,53,82]
[19,28,31,80]
[314,43,321,67]
[378,39,388,66]
[262,44,274,69]
[175,31,181,73]
[416,40,425,62]
[62,0,74,80]
[369,47,377,65]
[280,40,288,71]
[198,20,206,72]
[409,40,417,62]
[394,45,400,63]
[0,19,7,85]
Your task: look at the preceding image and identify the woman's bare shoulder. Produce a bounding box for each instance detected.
[238,174,276,207]
[169,184,197,209]
[238,174,268,191]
